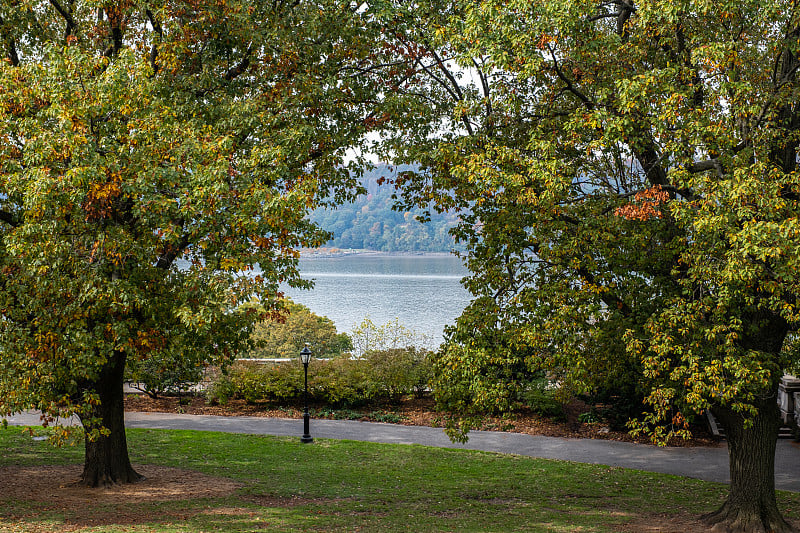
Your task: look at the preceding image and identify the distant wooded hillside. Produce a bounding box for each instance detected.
[309,165,464,252]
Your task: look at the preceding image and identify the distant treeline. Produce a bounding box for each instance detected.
[309,165,464,252]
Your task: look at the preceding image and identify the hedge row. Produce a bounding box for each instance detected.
[205,347,432,407]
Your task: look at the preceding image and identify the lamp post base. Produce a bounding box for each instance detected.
[301,412,313,443]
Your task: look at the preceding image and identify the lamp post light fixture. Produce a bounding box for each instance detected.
[299,345,313,443]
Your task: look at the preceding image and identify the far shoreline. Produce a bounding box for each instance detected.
[299,247,461,259]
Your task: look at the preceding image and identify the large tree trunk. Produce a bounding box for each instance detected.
[703,397,796,533]
[77,351,143,487]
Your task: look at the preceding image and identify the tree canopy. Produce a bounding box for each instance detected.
[0,0,379,486]
[370,0,800,531]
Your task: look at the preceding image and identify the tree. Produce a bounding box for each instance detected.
[371,0,800,530]
[247,299,352,359]
[350,316,432,357]
[0,1,379,486]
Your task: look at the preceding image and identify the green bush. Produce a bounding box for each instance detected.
[126,350,206,399]
[362,347,432,401]
[204,348,433,407]
[311,357,370,407]
[518,378,566,420]
[205,374,237,405]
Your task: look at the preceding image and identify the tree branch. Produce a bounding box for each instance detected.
[155,233,190,270]
[103,6,124,58]
[0,15,20,66]
[545,42,594,109]
[471,57,494,129]
[146,9,163,74]
[576,265,633,317]
[0,209,19,227]
[686,158,725,179]
[49,0,76,39]
[224,44,253,81]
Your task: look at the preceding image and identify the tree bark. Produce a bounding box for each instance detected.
[77,351,143,487]
[703,396,796,533]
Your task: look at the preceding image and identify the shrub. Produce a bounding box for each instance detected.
[126,350,205,399]
[362,347,432,401]
[205,374,237,405]
[518,377,565,420]
[204,348,434,407]
[309,357,366,406]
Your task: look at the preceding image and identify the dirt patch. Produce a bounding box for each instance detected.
[615,510,799,533]
[0,464,242,505]
[615,512,709,532]
[125,394,721,448]
[0,464,247,531]
[614,512,722,533]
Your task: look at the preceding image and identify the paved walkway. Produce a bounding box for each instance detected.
[6,410,800,492]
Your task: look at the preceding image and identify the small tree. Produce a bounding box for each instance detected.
[351,317,432,357]
[247,299,352,359]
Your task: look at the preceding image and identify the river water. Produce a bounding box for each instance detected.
[281,253,472,347]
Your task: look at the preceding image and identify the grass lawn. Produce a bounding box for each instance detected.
[0,427,798,532]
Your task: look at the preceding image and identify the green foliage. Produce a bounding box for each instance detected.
[0,1,381,437]
[368,410,406,423]
[313,407,363,420]
[429,342,523,442]
[203,374,238,406]
[308,356,371,407]
[518,377,566,421]
[246,299,352,359]
[206,347,433,407]
[362,347,433,401]
[125,349,205,399]
[578,411,602,425]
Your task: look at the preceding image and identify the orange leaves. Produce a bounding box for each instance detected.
[615,185,670,221]
[254,236,274,249]
[102,1,135,26]
[363,112,392,131]
[128,329,167,357]
[536,34,556,50]
[83,171,122,221]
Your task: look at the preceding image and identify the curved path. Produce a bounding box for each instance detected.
[6,410,800,492]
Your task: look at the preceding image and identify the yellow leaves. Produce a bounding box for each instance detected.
[69,114,87,133]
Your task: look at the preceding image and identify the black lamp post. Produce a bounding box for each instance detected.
[299,345,313,443]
